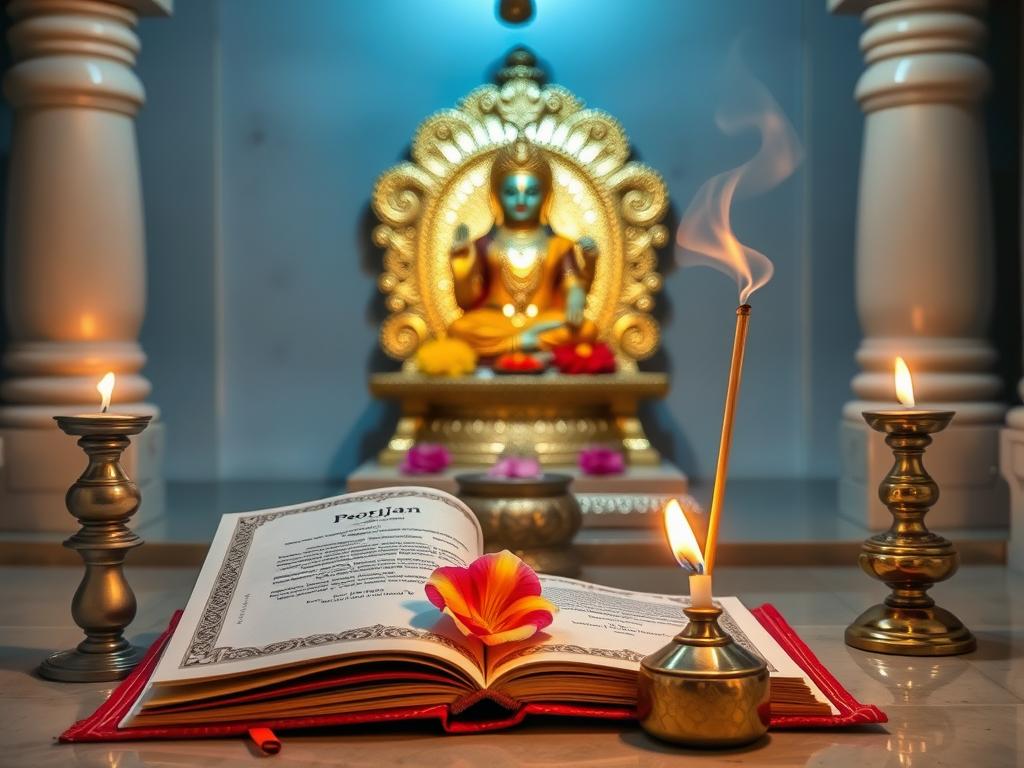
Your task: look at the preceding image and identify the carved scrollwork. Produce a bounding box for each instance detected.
[608,166,668,227]
[373,164,434,226]
[612,312,659,360]
[371,47,668,361]
[380,312,429,359]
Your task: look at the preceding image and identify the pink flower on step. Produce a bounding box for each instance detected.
[578,446,625,476]
[400,443,451,475]
[487,455,543,479]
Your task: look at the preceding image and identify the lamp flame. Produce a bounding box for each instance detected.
[676,45,802,303]
[664,499,705,574]
[895,357,915,407]
[97,372,115,413]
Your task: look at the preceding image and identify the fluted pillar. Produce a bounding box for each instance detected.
[0,0,171,531]
[832,0,1007,529]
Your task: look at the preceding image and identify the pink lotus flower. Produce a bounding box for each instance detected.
[425,550,557,646]
[400,443,451,475]
[578,446,625,476]
[487,455,542,479]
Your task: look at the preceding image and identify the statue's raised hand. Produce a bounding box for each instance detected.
[451,223,470,254]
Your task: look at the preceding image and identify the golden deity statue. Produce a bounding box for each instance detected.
[448,139,598,357]
[367,48,677,470]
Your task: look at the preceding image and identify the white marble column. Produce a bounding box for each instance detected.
[831,0,1007,529]
[0,0,171,531]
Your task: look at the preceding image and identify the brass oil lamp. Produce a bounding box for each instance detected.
[636,500,769,747]
[845,358,976,656]
[39,373,152,682]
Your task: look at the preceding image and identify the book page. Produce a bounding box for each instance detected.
[144,488,485,689]
[489,576,836,713]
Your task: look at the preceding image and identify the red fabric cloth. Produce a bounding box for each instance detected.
[58,604,885,744]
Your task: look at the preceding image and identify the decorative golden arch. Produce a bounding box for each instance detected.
[372,48,669,368]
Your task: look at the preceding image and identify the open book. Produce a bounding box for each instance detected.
[101,485,870,734]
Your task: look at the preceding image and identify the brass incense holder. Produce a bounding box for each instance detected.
[39,414,152,682]
[637,606,769,748]
[845,410,976,656]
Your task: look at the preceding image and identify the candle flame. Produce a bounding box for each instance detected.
[97,372,115,413]
[664,499,705,574]
[894,357,914,407]
[675,45,801,303]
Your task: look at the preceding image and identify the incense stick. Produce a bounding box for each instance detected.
[703,304,751,574]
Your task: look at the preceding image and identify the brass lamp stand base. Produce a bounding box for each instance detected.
[846,603,976,656]
[39,644,144,683]
[845,410,975,657]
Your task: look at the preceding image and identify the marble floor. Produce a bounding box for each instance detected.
[1,563,1022,767]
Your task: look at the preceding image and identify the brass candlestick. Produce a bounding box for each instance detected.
[39,414,152,682]
[637,606,769,748]
[845,410,976,656]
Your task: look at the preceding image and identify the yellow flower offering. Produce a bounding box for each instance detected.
[415,337,477,376]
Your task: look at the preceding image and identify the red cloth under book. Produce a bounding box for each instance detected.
[58,604,886,743]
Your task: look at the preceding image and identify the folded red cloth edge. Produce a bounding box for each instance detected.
[57,603,886,742]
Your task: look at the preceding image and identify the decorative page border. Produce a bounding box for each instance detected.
[186,623,477,667]
[181,490,477,668]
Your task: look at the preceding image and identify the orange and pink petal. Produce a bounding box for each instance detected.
[424,550,556,645]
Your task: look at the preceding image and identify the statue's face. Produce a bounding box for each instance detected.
[499,172,544,225]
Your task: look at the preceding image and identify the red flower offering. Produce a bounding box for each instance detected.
[425,550,557,646]
[552,341,616,374]
[494,351,546,374]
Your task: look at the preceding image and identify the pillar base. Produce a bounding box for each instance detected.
[999,418,1024,571]
[0,423,164,533]
[839,419,1007,531]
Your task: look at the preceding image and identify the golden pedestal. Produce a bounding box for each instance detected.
[371,371,668,467]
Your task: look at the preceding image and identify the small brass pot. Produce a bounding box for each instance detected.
[455,472,581,576]
[637,607,770,748]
